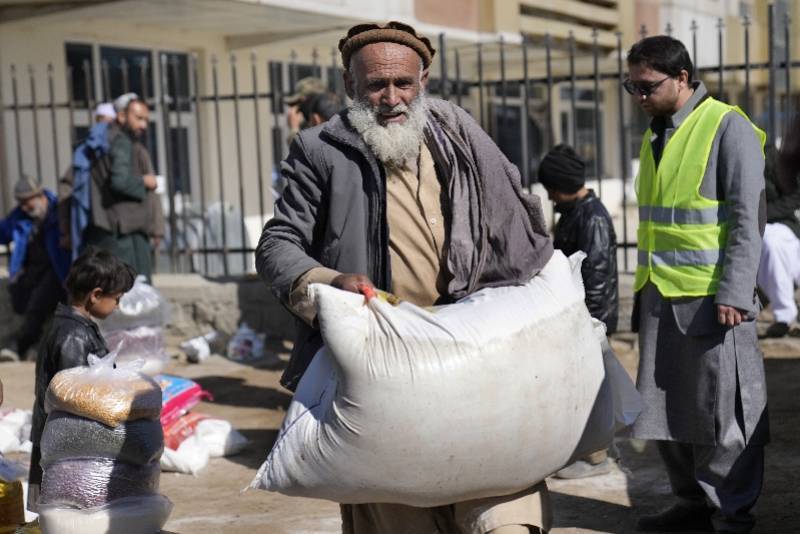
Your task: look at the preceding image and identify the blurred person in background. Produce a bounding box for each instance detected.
[0,176,70,362]
[302,92,343,126]
[757,114,800,338]
[93,102,116,124]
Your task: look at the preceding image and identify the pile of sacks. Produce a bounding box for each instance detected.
[38,351,172,534]
[101,276,171,376]
[251,251,642,506]
[155,375,248,475]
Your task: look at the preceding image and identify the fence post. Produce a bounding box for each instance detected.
[190,53,209,274]
[251,51,266,228]
[455,48,462,107]
[477,42,485,129]
[691,20,698,80]
[717,18,725,99]
[28,65,42,181]
[439,33,448,101]
[521,39,530,187]
[269,60,284,198]
[47,64,60,180]
[66,66,76,148]
[616,32,630,272]
[101,59,111,102]
[230,53,248,273]
[545,33,554,149]
[499,35,507,140]
[569,32,577,147]
[768,4,777,147]
[159,53,178,272]
[11,65,23,178]
[743,15,751,113]
[592,28,603,197]
[211,55,229,276]
[171,55,192,273]
[784,13,792,134]
[121,58,130,94]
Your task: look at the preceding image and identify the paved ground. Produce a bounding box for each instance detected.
[1,329,799,533]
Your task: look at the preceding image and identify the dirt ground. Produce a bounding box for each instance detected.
[1,329,798,534]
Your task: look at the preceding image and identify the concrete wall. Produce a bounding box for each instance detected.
[0,270,297,352]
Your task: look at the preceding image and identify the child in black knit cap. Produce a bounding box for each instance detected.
[28,247,135,511]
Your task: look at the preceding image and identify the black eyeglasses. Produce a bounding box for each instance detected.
[622,76,672,96]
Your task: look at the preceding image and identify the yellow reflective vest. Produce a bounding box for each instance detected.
[634,97,766,297]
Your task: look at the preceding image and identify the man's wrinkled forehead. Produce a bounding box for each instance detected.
[351,42,423,77]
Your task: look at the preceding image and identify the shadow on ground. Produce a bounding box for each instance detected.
[193,375,292,410]
[224,428,280,470]
[548,347,800,533]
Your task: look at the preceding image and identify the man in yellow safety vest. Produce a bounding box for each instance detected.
[626,36,769,534]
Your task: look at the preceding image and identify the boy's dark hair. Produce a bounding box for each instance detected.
[627,35,694,82]
[65,247,137,301]
[537,143,586,193]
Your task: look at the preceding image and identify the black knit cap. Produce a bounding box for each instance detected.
[537,144,586,193]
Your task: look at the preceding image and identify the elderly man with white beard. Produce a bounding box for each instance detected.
[256,21,555,534]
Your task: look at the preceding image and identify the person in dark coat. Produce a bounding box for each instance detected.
[757,116,800,338]
[83,99,158,280]
[538,144,619,480]
[538,144,619,334]
[0,176,71,362]
[27,247,135,512]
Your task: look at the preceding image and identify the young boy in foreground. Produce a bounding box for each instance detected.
[27,247,136,511]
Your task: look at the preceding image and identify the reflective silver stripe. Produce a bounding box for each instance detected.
[638,249,724,267]
[638,205,727,224]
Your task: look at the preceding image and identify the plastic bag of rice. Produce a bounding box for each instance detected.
[45,351,161,428]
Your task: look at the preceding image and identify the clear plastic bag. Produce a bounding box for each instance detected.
[45,351,162,428]
[100,276,171,333]
[104,326,169,377]
[40,411,163,468]
[226,323,265,361]
[37,494,173,534]
[39,458,160,508]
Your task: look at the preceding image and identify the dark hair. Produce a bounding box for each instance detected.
[627,35,693,82]
[537,144,586,193]
[65,247,137,302]
[309,93,342,122]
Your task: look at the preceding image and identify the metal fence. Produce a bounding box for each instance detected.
[1,3,796,276]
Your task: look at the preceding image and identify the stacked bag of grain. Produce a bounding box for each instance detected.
[37,351,172,534]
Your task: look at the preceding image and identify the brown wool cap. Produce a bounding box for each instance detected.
[339,21,436,69]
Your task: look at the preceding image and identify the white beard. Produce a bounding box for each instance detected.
[347,95,428,167]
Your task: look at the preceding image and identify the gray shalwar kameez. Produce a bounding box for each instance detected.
[631,82,769,533]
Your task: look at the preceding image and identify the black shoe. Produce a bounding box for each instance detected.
[764,321,790,338]
[637,504,714,532]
